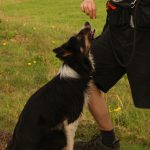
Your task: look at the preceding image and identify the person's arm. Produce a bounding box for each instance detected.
[80,0,97,19]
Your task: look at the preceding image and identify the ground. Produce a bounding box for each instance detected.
[0,131,11,150]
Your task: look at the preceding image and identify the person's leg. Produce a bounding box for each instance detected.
[88,82,113,131]
[126,0,150,108]
[74,82,120,150]
[88,82,119,148]
[74,23,125,150]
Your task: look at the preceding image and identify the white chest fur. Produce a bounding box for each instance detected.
[59,64,80,79]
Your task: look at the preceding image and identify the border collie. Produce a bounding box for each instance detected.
[7,22,95,150]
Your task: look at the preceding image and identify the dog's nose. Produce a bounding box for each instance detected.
[84,22,91,29]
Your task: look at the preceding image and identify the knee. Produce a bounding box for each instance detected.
[89,81,104,96]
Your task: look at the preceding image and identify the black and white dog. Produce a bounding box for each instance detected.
[7,22,95,150]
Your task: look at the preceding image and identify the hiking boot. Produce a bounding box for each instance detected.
[74,134,120,150]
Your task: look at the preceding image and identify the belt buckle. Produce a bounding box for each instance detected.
[130,0,137,8]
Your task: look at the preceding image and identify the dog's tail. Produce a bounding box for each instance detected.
[39,130,67,150]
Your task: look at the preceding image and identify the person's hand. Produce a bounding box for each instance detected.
[80,0,97,19]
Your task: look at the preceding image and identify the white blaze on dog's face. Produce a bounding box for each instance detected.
[77,22,95,56]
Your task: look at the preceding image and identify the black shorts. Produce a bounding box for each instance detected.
[92,0,150,108]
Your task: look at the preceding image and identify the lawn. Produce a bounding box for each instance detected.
[0,0,150,149]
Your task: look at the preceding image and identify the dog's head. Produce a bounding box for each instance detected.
[53,22,95,60]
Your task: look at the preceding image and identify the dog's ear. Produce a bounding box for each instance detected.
[53,47,72,59]
[53,36,78,59]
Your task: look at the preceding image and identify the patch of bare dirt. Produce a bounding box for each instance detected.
[10,34,29,44]
[0,131,12,150]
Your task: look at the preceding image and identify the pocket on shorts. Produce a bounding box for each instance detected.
[136,0,150,29]
[107,9,120,26]
[107,8,131,27]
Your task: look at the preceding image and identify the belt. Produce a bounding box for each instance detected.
[107,0,137,9]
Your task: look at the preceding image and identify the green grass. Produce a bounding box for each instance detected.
[0,0,150,149]
[121,145,150,150]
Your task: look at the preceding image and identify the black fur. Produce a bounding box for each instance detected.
[7,22,94,150]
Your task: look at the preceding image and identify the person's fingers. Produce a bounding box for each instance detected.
[92,4,96,19]
[84,4,92,17]
[80,3,85,12]
[80,1,96,19]
[83,5,90,16]
[88,2,95,19]
[88,4,93,18]
[85,4,94,18]
[81,3,87,14]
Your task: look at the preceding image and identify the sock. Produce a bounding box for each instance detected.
[101,129,116,147]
